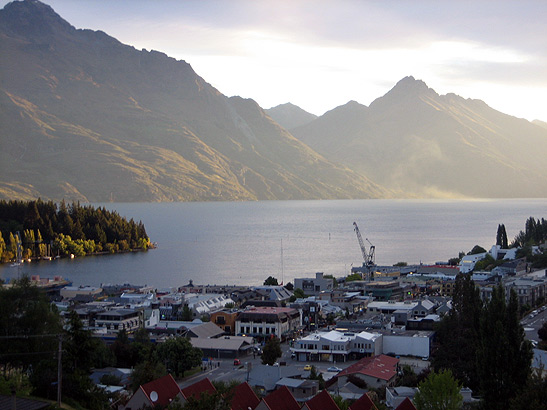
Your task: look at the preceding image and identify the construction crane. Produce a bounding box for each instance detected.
[353,222,375,280]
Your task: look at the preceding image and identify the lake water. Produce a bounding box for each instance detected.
[1,199,545,288]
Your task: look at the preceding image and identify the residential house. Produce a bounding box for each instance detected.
[334,355,399,389]
[395,398,417,410]
[255,385,301,410]
[123,374,185,410]
[252,286,293,303]
[411,299,436,317]
[301,389,339,410]
[386,387,417,409]
[275,378,319,402]
[348,393,378,410]
[228,382,261,410]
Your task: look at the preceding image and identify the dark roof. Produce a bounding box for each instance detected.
[140,374,181,407]
[338,355,399,382]
[304,389,339,410]
[181,377,216,400]
[0,395,50,410]
[262,385,301,410]
[229,382,260,410]
[187,321,225,338]
[395,398,417,410]
[349,393,378,410]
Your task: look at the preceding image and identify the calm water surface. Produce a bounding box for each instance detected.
[1,199,545,288]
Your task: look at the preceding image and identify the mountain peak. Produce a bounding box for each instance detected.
[393,75,431,92]
[0,0,75,38]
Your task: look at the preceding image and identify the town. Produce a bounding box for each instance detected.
[1,233,546,410]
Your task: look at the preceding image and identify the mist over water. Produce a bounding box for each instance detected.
[2,199,545,288]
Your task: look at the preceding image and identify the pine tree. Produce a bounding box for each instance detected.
[476,285,533,410]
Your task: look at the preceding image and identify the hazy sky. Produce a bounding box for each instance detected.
[4,0,547,121]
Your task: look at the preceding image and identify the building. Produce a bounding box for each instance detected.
[190,335,254,359]
[380,330,433,358]
[210,309,239,335]
[294,272,334,296]
[275,378,319,402]
[95,308,142,333]
[123,374,185,410]
[255,385,301,410]
[301,389,339,410]
[236,306,301,340]
[292,330,382,362]
[334,355,400,389]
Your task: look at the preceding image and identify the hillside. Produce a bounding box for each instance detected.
[291,77,547,198]
[0,0,388,202]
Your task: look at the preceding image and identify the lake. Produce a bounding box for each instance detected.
[1,199,545,288]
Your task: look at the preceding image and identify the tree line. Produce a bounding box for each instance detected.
[0,199,151,262]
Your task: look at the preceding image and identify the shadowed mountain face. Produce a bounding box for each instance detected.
[0,0,388,202]
[291,77,547,198]
[265,103,318,130]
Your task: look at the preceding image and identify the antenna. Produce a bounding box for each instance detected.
[150,391,158,402]
[281,239,284,285]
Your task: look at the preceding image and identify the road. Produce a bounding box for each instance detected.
[521,305,547,347]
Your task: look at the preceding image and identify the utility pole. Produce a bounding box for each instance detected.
[57,334,62,408]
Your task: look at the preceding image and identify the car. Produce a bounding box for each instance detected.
[233,359,241,366]
[327,366,342,372]
[304,364,313,371]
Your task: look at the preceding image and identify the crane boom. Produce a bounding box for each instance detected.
[353,222,368,262]
[353,222,375,267]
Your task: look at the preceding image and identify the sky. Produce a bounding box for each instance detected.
[3,0,547,121]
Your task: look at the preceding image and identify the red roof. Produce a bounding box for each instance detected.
[181,377,216,400]
[395,398,417,410]
[261,385,301,410]
[140,374,181,407]
[338,355,399,381]
[229,382,260,410]
[304,389,339,410]
[349,393,378,410]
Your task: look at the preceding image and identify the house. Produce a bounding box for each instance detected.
[275,378,319,402]
[301,389,339,410]
[248,364,302,392]
[255,385,301,410]
[335,355,399,389]
[386,387,417,409]
[228,382,260,410]
[294,272,334,296]
[252,286,294,303]
[395,397,417,410]
[348,393,378,410]
[123,374,184,410]
[180,377,216,401]
[186,321,225,338]
[236,306,301,341]
[411,299,436,317]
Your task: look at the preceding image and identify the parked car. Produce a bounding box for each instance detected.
[233,359,241,366]
[327,366,342,372]
[304,364,313,371]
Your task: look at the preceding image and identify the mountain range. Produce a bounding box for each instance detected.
[1,0,546,201]
[0,0,386,202]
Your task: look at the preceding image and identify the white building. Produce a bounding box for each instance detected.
[236,306,301,340]
[381,330,433,358]
[293,330,382,362]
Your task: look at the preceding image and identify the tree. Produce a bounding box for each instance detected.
[261,336,282,365]
[293,288,305,299]
[413,369,462,410]
[263,276,279,286]
[345,273,362,282]
[130,360,167,392]
[496,224,509,249]
[508,369,547,410]
[432,274,482,390]
[476,285,533,410]
[156,337,202,377]
[467,245,486,255]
